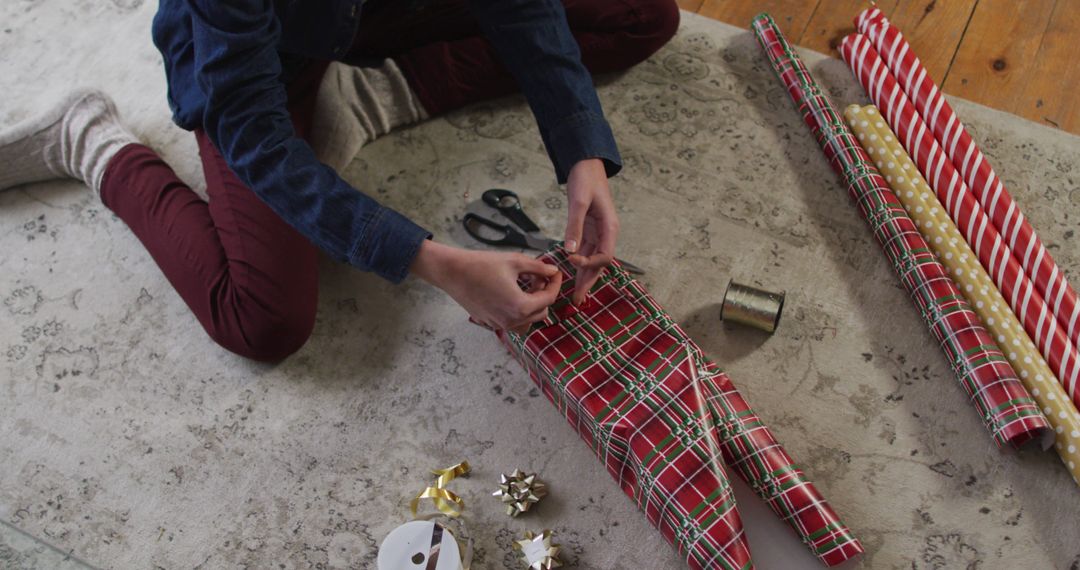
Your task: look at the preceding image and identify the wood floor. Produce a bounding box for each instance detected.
[678,0,1080,135]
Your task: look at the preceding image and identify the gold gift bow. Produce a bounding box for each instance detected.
[846,104,1080,486]
[513,529,563,569]
[410,461,471,518]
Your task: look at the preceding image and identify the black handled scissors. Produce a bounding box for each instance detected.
[463,188,645,274]
[462,212,555,251]
[482,188,541,234]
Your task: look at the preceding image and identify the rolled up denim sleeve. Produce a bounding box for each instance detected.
[468,0,622,184]
[188,0,430,282]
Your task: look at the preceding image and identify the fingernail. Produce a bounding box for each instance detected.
[565,239,578,253]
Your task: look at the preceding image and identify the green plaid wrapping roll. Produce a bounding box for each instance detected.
[496,249,862,568]
[750,12,1049,448]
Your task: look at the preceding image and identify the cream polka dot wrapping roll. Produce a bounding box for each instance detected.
[845,104,1080,487]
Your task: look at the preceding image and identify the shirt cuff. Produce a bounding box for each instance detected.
[348,206,432,284]
[543,110,623,184]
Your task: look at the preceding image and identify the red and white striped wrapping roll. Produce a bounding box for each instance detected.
[854,7,886,31]
[854,7,1080,353]
[838,33,1080,408]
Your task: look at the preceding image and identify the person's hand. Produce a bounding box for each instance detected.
[411,241,563,335]
[564,158,619,306]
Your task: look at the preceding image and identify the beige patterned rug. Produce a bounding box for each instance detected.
[2,3,1079,569]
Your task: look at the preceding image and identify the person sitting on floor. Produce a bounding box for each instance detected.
[0,0,679,361]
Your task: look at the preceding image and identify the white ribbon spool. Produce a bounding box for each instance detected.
[377,520,464,570]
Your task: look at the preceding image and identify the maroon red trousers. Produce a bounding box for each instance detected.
[100,0,678,361]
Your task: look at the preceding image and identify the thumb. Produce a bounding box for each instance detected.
[514,256,560,277]
[564,195,588,254]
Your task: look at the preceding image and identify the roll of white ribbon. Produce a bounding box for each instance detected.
[377,520,463,570]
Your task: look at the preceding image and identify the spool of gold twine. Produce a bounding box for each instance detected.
[721,280,785,333]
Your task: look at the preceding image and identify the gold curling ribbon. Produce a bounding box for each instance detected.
[410,461,471,518]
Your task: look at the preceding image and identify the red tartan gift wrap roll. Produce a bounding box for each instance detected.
[837,33,1080,410]
[750,12,1049,448]
[854,7,1080,365]
[496,249,863,568]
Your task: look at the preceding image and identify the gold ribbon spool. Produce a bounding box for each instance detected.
[721,279,785,333]
[410,461,471,518]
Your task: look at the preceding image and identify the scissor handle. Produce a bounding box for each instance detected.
[462,213,531,248]
[481,188,541,234]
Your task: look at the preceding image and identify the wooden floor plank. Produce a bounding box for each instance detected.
[943,0,1057,115]
[697,0,821,39]
[1016,0,1080,133]
[676,0,705,13]
[798,0,897,56]
[686,0,1079,135]
[886,0,980,84]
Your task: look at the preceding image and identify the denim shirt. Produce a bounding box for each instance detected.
[151,0,622,283]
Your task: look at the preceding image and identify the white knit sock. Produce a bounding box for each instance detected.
[0,89,139,195]
[311,59,429,171]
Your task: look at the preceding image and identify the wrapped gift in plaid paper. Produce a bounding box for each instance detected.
[496,249,863,568]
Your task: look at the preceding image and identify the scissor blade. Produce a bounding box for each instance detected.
[524,233,558,252]
[615,257,646,275]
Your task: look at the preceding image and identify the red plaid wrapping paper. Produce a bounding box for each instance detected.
[751,12,1049,448]
[497,249,862,568]
[854,7,1080,381]
[838,32,1080,410]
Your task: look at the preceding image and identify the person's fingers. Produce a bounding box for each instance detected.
[517,271,563,315]
[569,213,618,270]
[597,209,619,259]
[469,316,497,332]
[574,252,614,271]
[532,270,564,301]
[518,273,536,292]
[564,193,589,254]
[567,241,598,306]
[573,266,600,306]
[514,255,560,277]
[567,240,597,268]
[569,250,613,270]
[529,268,563,294]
